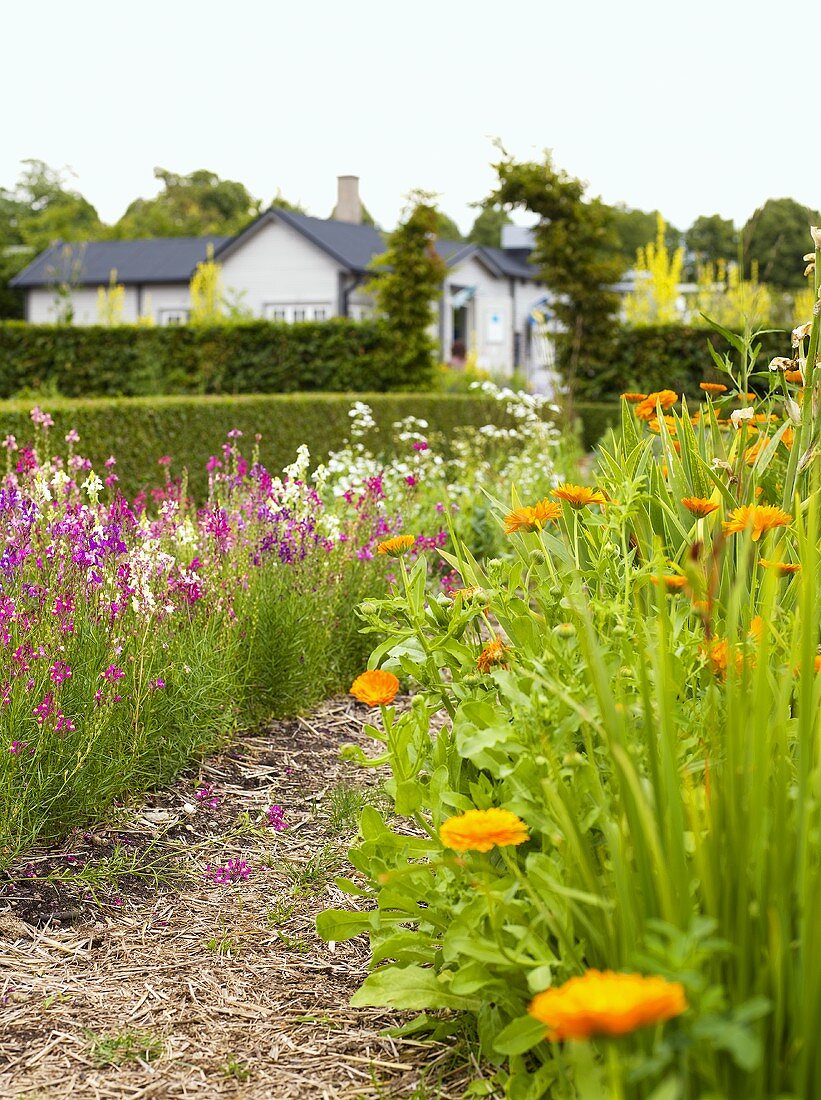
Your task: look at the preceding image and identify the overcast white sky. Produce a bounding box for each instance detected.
[4,0,818,234]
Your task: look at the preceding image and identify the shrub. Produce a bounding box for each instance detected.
[0,318,427,398]
[567,324,787,402]
[0,392,602,499]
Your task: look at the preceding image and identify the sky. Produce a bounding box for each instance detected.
[4,0,819,235]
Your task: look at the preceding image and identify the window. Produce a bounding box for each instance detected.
[263,302,332,323]
[159,309,189,326]
[313,307,327,321]
[293,308,306,322]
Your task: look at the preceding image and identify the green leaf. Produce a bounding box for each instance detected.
[493,1014,547,1055]
[315,908,371,942]
[350,965,471,1009]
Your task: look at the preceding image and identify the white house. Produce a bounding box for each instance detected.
[10,177,548,378]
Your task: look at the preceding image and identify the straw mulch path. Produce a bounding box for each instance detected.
[0,698,492,1099]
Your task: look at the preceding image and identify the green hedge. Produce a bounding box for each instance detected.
[0,319,420,397]
[568,324,788,402]
[0,392,619,497]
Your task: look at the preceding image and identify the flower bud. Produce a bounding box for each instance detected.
[529,548,546,564]
[554,622,576,639]
[810,226,821,250]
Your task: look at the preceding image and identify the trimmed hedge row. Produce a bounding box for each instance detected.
[0,392,620,499]
[0,319,417,397]
[568,324,788,402]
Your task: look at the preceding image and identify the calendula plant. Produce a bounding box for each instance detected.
[320,230,821,1099]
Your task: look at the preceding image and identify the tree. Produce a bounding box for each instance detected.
[0,160,104,318]
[112,168,262,238]
[606,205,680,268]
[366,191,447,384]
[435,212,464,241]
[742,198,821,289]
[685,214,737,267]
[486,146,624,390]
[467,205,512,248]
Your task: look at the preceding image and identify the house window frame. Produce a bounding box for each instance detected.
[263,302,332,323]
[158,308,190,326]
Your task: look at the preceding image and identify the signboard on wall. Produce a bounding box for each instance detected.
[485,310,504,345]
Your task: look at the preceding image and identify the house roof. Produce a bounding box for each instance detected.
[10,236,229,288]
[10,207,538,289]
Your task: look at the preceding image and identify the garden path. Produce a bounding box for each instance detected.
[0,699,489,1099]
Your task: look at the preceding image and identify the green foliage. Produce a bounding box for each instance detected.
[434,211,464,241]
[568,324,786,403]
[0,318,430,398]
[189,245,224,324]
[685,213,738,269]
[326,315,821,1095]
[486,146,624,395]
[742,198,821,289]
[1,160,104,254]
[0,392,548,499]
[607,203,680,268]
[111,167,262,238]
[467,205,512,248]
[367,192,448,385]
[86,1029,164,1067]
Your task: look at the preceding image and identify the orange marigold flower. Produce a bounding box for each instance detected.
[723,505,792,541]
[704,638,744,678]
[682,496,719,517]
[350,669,400,707]
[700,382,728,394]
[528,970,687,1041]
[552,484,607,508]
[449,585,478,601]
[782,426,795,450]
[759,559,801,575]
[785,369,804,384]
[635,389,680,420]
[744,439,766,466]
[440,807,529,852]
[504,498,562,534]
[651,575,687,591]
[477,637,510,673]
[377,535,415,557]
[621,392,647,402]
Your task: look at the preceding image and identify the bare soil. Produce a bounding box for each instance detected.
[0,698,492,1099]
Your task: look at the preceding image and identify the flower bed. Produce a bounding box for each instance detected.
[0,384,568,867]
[323,305,821,1096]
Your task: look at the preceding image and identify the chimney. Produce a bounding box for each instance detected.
[333,175,362,224]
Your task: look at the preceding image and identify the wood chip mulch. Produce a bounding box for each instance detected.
[0,698,494,1099]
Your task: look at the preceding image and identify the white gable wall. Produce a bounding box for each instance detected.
[445,255,514,374]
[219,217,342,319]
[26,286,141,325]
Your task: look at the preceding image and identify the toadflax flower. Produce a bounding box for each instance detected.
[440,808,529,853]
[528,970,687,1041]
[350,669,400,707]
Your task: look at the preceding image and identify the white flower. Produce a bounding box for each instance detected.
[82,472,103,497]
[810,226,821,250]
[730,408,755,426]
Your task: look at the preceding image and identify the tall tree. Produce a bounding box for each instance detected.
[486,146,623,391]
[0,160,104,317]
[367,191,447,385]
[606,204,680,268]
[742,198,821,289]
[112,168,262,238]
[685,213,738,267]
[435,212,464,242]
[468,205,512,248]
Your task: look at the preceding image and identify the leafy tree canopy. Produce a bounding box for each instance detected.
[742,197,821,289]
[111,168,263,238]
[367,190,447,381]
[434,211,464,241]
[685,213,738,267]
[485,145,623,386]
[1,160,103,252]
[605,204,680,268]
[467,205,512,248]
